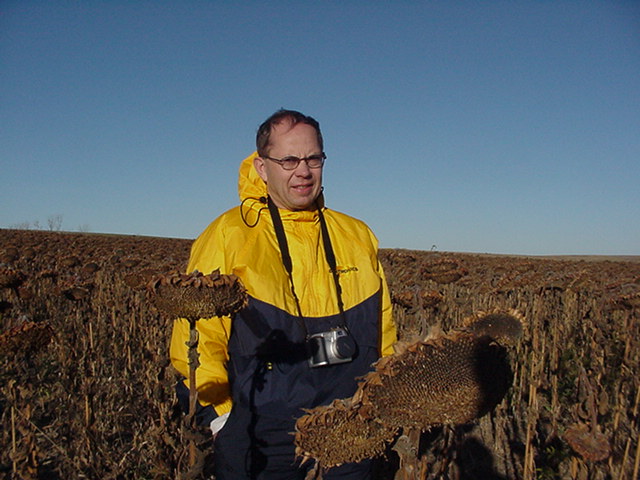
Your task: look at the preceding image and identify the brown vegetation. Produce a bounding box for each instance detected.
[1,229,639,479]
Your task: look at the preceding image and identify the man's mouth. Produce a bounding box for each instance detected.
[292,184,313,193]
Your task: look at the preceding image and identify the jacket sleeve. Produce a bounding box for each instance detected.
[364,223,397,357]
[169,217,234,418]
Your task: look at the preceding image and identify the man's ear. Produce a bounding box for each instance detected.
[253,156,268,182]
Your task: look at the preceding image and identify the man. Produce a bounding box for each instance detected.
[170,109,397,479]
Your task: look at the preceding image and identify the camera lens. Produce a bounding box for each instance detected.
[334,333,356,359]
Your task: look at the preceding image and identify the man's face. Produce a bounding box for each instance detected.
[254,121,323,211]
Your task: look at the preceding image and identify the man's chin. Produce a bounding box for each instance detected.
[290,192,320,210]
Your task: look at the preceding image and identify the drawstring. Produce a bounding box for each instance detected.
[240,196,268,228]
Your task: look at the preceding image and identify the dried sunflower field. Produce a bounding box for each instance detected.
[1,229,638,480]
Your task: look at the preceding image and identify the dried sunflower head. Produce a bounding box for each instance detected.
[611,292,640,310]
[420,289,444,308]
[0,268,25,289]
[147,269,247,319]
[1,246,19,263]
[355,331,513,431]
[124,268,159,290]
[421,259,467,284]
[60,284,93,301]
[391,289,414,309]
[0,320,54,358]
[462,309,525,346]
[564,422,611,462]
[294,398,397,468]
[59,255,80,268]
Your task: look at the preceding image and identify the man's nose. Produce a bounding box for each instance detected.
[294,159,313,175]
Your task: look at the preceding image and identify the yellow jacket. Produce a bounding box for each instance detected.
[170,152,396,420]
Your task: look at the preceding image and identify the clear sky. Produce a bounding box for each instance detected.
[2,1,639,255]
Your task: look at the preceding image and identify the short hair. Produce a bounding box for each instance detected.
[256,109,323,157]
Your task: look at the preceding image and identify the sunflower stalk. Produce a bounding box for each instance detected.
[146,270,247,473]
[185,317,200,466]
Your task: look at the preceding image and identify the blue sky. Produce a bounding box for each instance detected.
[2,1,639,255]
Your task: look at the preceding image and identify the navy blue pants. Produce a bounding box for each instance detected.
[213,405,372,480]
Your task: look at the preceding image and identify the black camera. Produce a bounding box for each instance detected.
[307,327,356,367]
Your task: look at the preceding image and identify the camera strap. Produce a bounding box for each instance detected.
[316,202,347,319]
[266,196,348,335]
[266,196,305,322]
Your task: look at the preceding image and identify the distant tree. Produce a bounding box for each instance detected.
[47,214,63,231]
[10,221,31,230]
[78,224,90,233]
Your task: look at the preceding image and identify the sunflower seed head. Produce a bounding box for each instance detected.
[0,320,54,358]
[294,398,396,468]
[462,309,525,346]
[147,269,248,319]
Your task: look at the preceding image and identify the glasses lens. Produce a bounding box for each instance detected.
[281,157,300,170]
[306,155,325,168]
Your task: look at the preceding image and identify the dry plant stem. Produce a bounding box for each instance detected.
[523,383,537,480]
[523,347,539,480]
[550,310,560,432]
[186,317,200,467]
[11,406,17,474]
[617,438,630,480]
[633,435,640,480]
[395,429,421,480]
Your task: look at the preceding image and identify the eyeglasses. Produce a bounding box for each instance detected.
[263,153,326,170]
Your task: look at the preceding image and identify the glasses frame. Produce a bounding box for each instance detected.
[262,152,326,170]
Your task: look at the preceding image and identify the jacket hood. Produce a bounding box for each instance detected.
[238,151,266,202]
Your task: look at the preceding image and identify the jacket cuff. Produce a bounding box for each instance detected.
[213,398,233,417]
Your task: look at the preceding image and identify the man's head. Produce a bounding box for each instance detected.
[256,110,323,158]
[254,110,325,211]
